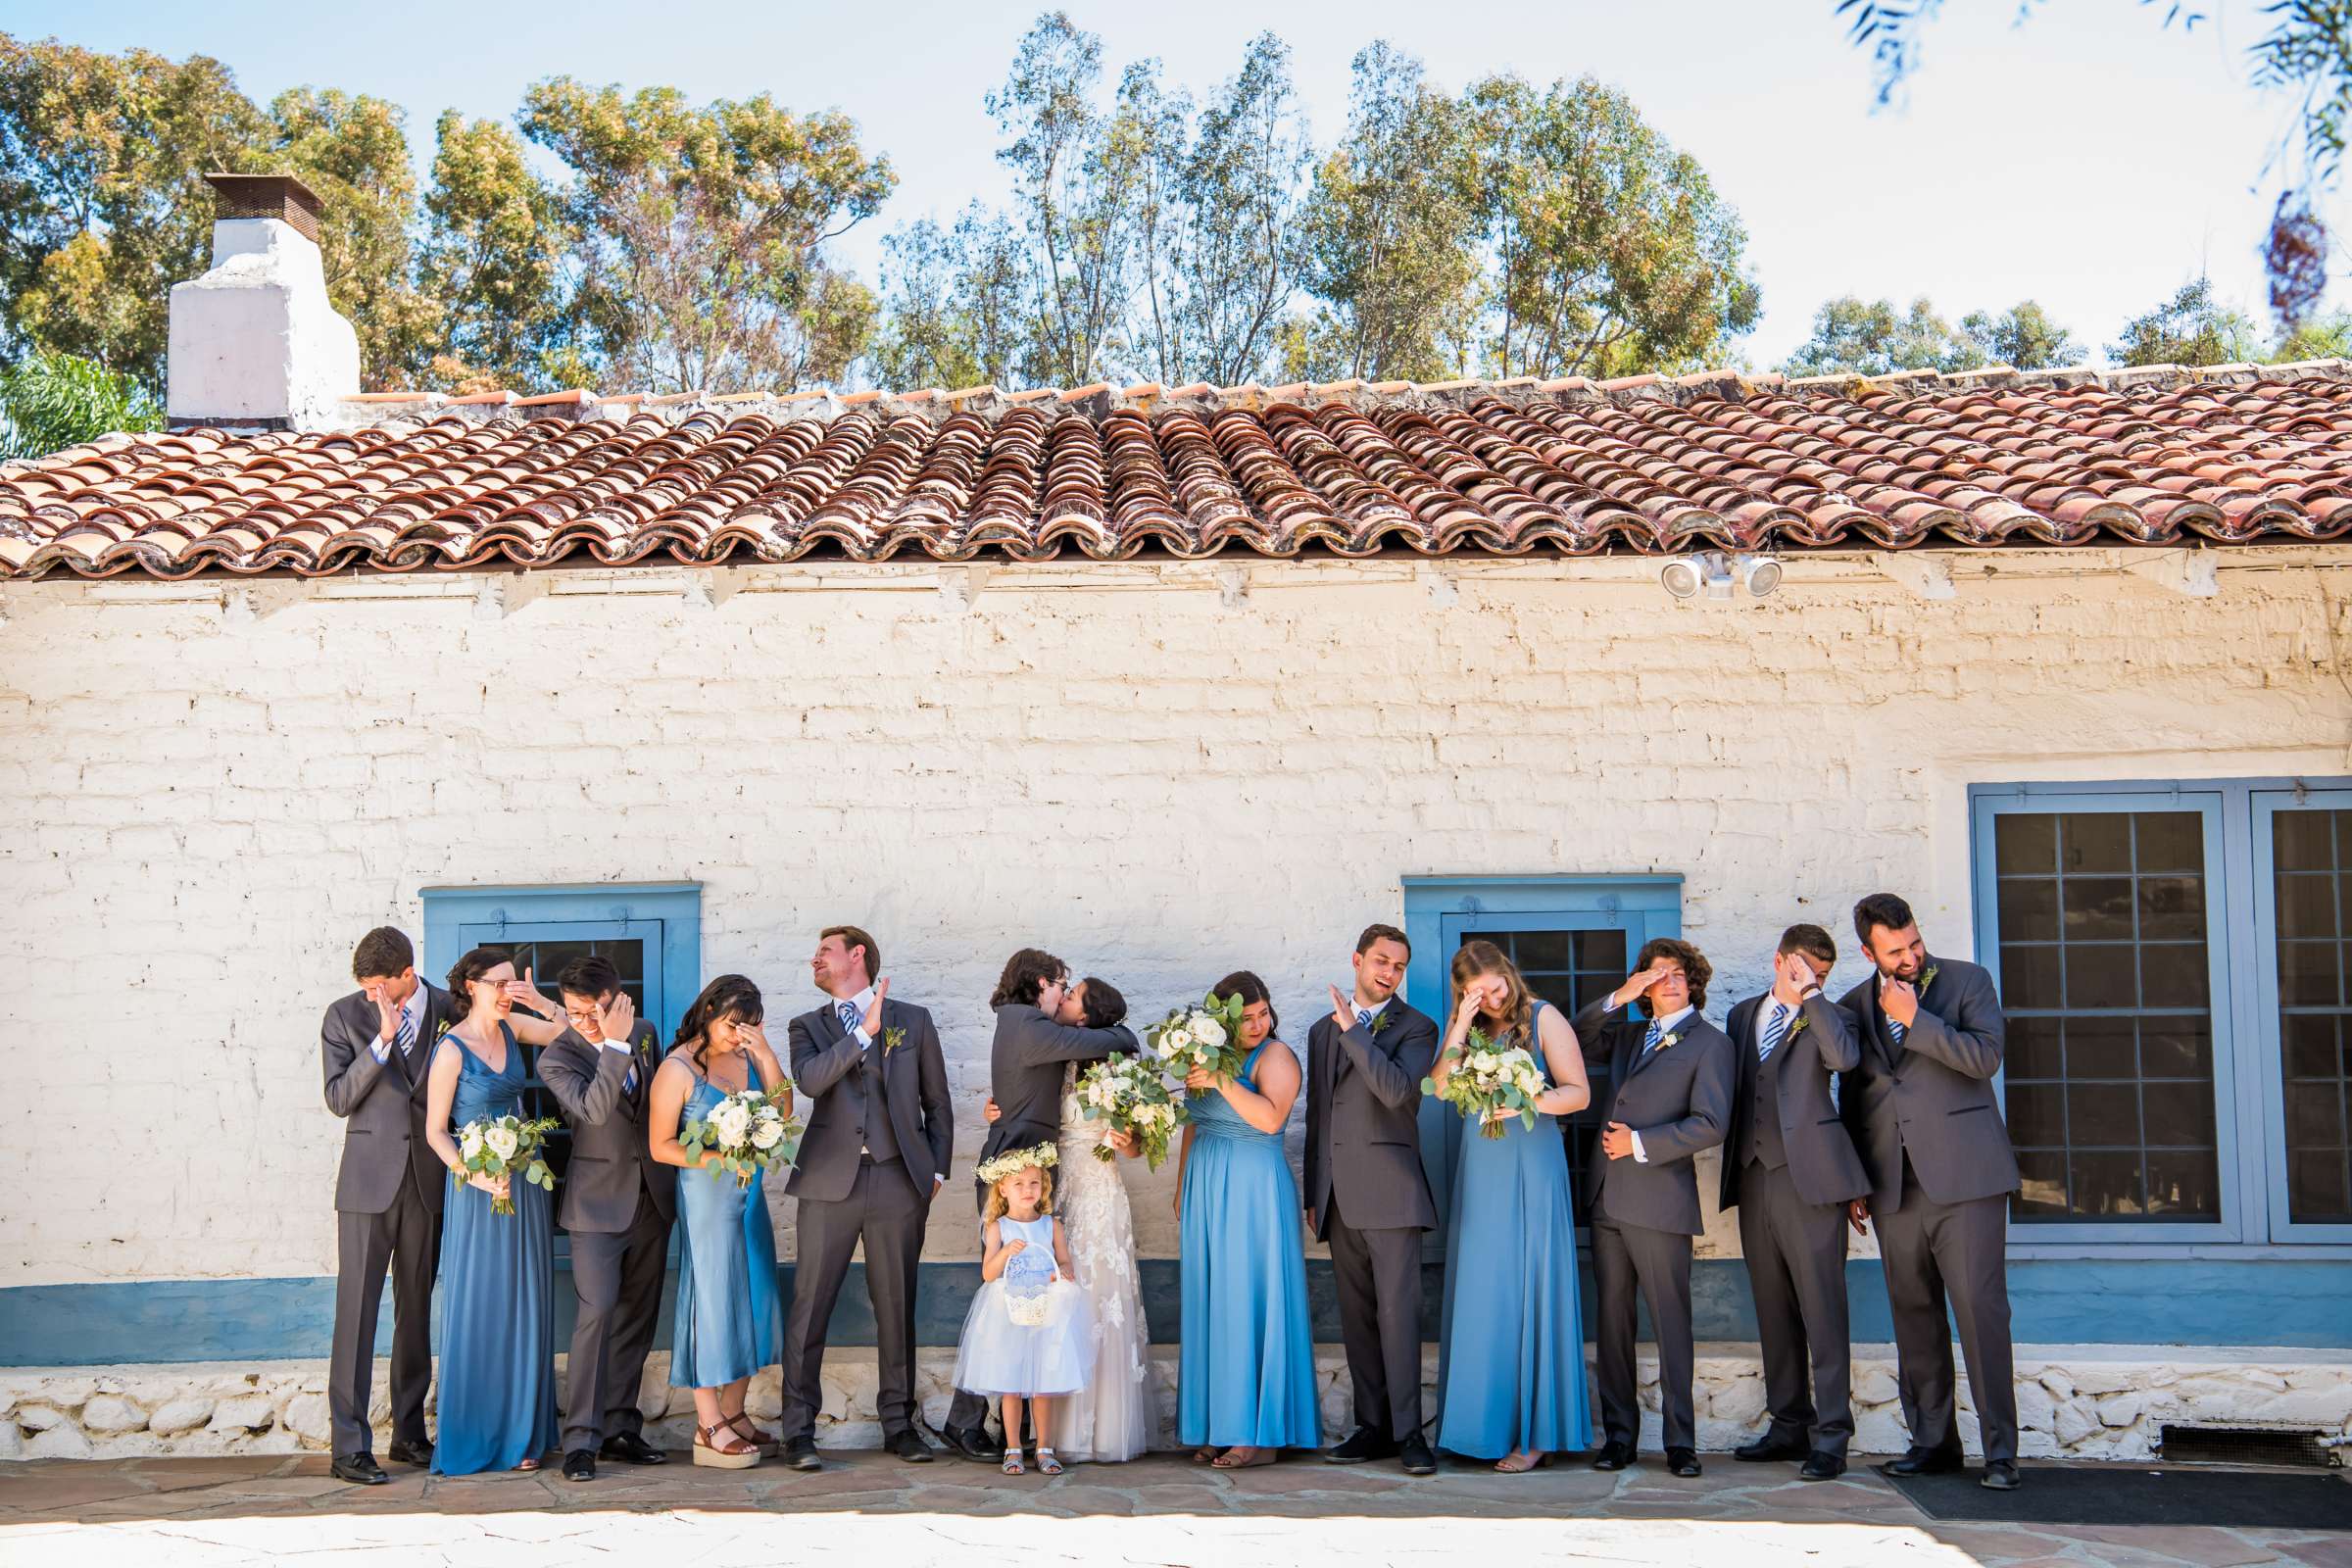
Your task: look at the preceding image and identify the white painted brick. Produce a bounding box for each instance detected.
[0,563,2345,1281]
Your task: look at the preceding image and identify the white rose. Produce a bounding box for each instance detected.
[1472,1051,1499,1074]
[750,1120,784,1151]
[484,1125,519,1161]
[460,1126,483,1159]
[710,1101,753,1148]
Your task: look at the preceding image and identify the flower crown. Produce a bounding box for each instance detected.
[975,1141,1059,1186]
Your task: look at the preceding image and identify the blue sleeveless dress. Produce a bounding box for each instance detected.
[1436,1002,1593,1457]
[1177,1040,1321,1449]
[430,1025,560,1474]
[668,1053,783,1388]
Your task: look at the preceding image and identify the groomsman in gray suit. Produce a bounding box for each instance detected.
[1838,893,2024,1492]
[319,927,449,1486]
[1574,938,1737,1478]
[781,926,954,1471]
[1304,922,1441,1477]
[941,948,1138,1463]
[538,956,676,1482]
[1720,924,1869,1481]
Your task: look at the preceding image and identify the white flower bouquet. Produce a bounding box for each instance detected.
[454,1113,562,1215]
[1425,1026,1546,1140]
[679,1087,800,1187]
[1073,1052,1186,1168]
[1147,992,1252,1096]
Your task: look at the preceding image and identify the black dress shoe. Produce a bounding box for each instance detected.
[1324,1427,1399,1464]
[331,1452,389,1486]
[941,1424,1004,1464]
[1734,1435,1810,1462]
[1591,1440,1636,1472]
[1667,1446,1702,1477]
[386,1439,433,1467]
[1980,1459,2022,1491]
[1885,1444,1965,1477]
[887,1429,934,1464]
[781,1436,821,1472]
[1800,1451,1846,1481]
[1399,1435,1437,1475]
[563,1448,596,1483]
[600,1431,668,1465]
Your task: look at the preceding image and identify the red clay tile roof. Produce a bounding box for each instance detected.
[7,363,2352,581]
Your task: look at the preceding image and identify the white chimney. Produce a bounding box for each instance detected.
[167,173,360,431]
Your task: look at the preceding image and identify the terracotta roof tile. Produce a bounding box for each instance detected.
[6,364,2352,580]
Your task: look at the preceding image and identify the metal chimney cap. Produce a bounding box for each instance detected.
[201,172,323,243]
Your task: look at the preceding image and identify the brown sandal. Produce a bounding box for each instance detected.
[1494,1450,1550,1474]
[726,1412,779,1456]
[694,1421,760,1470]
[1212,1446,1277,1469]
[1191,1445,1224,1464]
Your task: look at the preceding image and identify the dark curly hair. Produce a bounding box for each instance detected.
[991,948,1068,1009]
[1075,976,1127,1029]
[677,974,764,1075]
[1633,937,1713,1010]
[444,946,514,1023]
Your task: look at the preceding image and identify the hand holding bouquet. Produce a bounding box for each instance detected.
[680,1086,801,1187]
[1148,992,1251,1095]
[454,1114,562,1215]
[1073,1053,1185,1168]
[1425,1027,1546,1139]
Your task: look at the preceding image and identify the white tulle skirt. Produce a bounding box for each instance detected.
[953,1276,1097,1397]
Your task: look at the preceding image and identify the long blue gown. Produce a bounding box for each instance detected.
[430,1025,560,1474]
[1435,1001,1594,1458]
[1177,1040,1322,1450]
[668,1052,783,1389]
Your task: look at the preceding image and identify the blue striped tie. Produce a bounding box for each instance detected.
[1642,1021,1663,1056]
[1758,1004,1788,1064]
[1886,1006,1908,1048]
[394,1009,417,1059]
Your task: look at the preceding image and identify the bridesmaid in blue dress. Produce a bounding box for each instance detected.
[1175,971,1321,1469]
[422,947,567,1475]
[1433,939,1595,1472]
[648,974,792,1469]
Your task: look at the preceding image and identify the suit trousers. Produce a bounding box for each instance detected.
[1736,1160,1854,1455]
[783,1158,927,1443]
[563,1196,670,1451]
[329,1187,439,1455]
[1592,1216,1696,1449]
[1873,1163,2018,1464]
[1325,1188,1425,1443]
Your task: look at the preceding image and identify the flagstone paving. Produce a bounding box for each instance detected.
[0,1449,2345,1566]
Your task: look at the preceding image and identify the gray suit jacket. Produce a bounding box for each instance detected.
[1302,1001,1441,1237]
[320,984,453,1215]
[1573,997,1737,1237]
[1838,956,2021,1211]
[539,1020,677,1233]
[1718,990,1870,1210]
[977,1004,1138,1167]
[785,996,954,1202]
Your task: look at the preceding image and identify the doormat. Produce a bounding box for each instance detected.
[1880,1462,2352,1529]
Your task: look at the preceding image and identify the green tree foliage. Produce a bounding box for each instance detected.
[0,349,161,459]
[518,78,894,393]
[409,112,569,391]
[1785,295,2085,375]
[869,207,1027,390]
[2107,277,2265,366]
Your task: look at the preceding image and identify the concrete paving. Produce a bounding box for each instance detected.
[0,1448,2346,1567]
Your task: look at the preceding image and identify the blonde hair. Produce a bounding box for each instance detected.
[984,1164,1055,1223]
[1450,939,1537,1044]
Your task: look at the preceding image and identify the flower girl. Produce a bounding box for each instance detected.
[953,1142,1095,1475]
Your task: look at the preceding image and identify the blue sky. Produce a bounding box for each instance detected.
[8,0,2333,369]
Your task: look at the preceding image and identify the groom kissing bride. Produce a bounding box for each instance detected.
[941,948,1149,1466]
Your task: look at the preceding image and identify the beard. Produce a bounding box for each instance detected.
[1879,955,1923,983]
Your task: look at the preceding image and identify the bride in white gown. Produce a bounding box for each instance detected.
[985,976,1152,1462]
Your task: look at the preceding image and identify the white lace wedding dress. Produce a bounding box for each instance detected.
[1047,1066,1152,1460]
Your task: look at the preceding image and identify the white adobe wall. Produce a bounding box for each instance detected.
[0,553,2348,1284]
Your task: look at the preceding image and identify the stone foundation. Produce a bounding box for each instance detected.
[5,1345,2344,1463]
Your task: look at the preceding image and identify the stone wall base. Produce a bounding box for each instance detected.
[4,1345,2345,1463]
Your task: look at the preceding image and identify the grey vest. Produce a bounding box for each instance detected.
[1740,1005,1788,1170]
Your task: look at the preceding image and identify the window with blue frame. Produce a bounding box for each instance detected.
[1401,875,1682,1230]
[421,882,703,1233]
[1971,780,2352,1245]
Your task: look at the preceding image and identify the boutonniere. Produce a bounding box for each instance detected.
[1369,1010,1394,1037]
[1788,1012,1810,1040]
[1919,964,1939,995]
[883,1026,906,1057]
[1655,1030,1682,1051]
